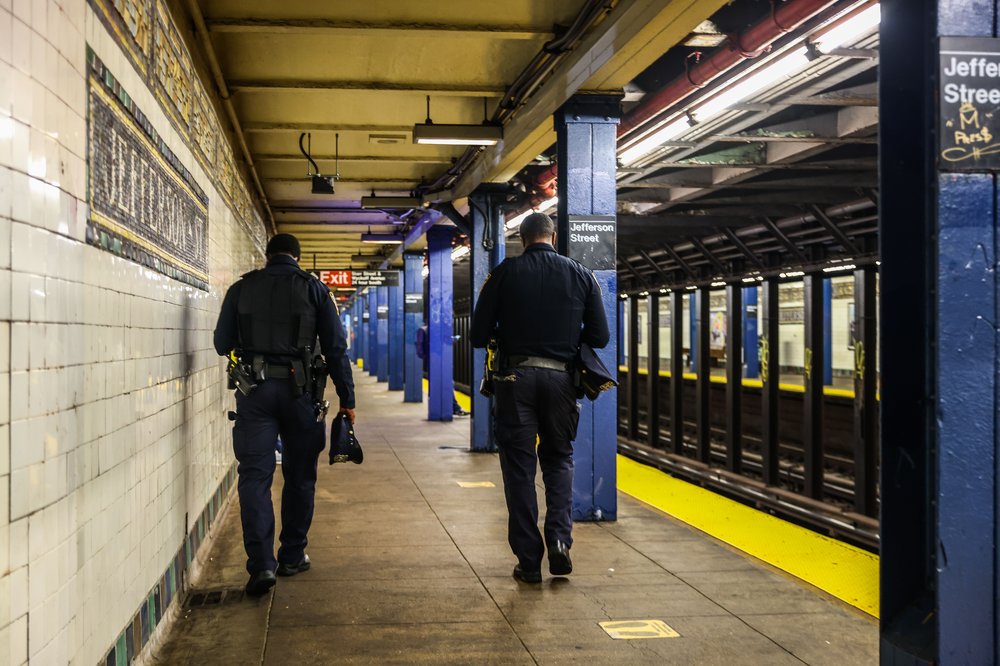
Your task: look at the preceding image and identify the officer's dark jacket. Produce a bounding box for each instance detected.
[470,243,609,362]
[213,254,356,408]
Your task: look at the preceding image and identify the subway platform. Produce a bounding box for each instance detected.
[151,370,877,665]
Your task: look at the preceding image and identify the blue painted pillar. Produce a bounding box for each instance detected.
[427,226,455,421]
[689,293,697,372]
[617,299,625,367]
[823,278,833,386]
[375,287,389,382]
[387,276,404,390]
[743,287,759,379]
[350,301,360,364]
[367,291,378,376]
[469,185,507,452]
[881,1,999,662]
[403,253,424,403]
[555,94,622,521]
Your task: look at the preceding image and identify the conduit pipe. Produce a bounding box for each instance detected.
[618,0,841,140]
[185,0,277,235]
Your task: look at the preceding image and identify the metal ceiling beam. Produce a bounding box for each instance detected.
[243,122,413,133]
[256,154,453,165]
[229,80,505,96]
[660,244,695,280]
[689,236,726,274]
[617,214,755,229]
[205,18,555,39]
[445,0,729,199]
[808,204,860,255]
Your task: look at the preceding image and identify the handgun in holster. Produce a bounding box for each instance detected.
[227,350,257,396]
[479,339,498,398]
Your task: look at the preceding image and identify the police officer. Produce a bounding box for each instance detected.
[470,213,609,583]
[214,233,356,595]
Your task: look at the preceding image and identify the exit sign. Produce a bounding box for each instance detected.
[316,270,353,287]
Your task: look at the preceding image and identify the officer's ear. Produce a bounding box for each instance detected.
[551,231,557,246]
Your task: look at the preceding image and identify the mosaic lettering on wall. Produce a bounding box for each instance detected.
[87,51,209,289]
[87,0,267,253]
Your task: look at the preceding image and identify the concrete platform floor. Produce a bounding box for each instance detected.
[151,369,877,665]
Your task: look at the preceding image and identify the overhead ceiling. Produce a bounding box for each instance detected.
[190,0,728,272]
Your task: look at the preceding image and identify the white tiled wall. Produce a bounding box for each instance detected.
[0,1,263,663]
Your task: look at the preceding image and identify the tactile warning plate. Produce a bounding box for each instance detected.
[456,481,496,488]
[599,620,680,640]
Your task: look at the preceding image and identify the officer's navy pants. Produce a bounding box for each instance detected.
[232,378,325,574]
[492,366,580,571]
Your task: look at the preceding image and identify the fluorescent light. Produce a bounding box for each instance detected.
[412,123,502,146]
[814,5,881,53]
[779,271,804,278]
[421,266,429,278]
[711,281,725,287]
[741,277,758,283]
[823,263,856,273]
[659,288,668,293]
[695,48,810,120]
[361,195,423,209]
[451,245,470,260]
[619,118,690,166]
[505,196,560,230]
[361,233,404,244]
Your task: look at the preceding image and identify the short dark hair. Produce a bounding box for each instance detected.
[519,212,555,244]
[266,233,301,258]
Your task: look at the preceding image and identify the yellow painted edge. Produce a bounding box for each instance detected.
[617,365,859,399]
[617,455,879,618]
[422,379,473,412]
[356,358,364,370]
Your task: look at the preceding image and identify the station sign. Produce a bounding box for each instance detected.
[939,36,1000,171]
[404,293,423,313]
[566,215,616,271]
[376,305,389,319]
[313,270,400,288]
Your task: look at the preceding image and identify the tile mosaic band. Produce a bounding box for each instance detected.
[101,465,237,666]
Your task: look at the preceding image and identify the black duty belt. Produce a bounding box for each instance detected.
[509,356,570,372]
[263,365,293,379]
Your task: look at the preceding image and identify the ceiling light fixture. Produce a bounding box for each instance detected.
[360,191,424,209]
[618,6,881,167]
[300,132,340,194]
[413,96,502,146]
[505,196,559,230]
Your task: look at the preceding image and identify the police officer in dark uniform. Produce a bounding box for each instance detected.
[470,213,609,583]
[213,233,356,595]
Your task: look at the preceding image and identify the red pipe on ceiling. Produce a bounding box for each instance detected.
[617,0,842,140]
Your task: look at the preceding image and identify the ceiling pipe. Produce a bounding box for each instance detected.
[618,0,842,140]
[184,0,277,235]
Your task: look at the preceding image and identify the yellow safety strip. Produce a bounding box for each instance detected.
[616,455,879,618]
[422,379,473,412]
[618,365,859,399]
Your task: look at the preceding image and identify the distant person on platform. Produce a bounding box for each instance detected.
[416,323,470,417]
[214,233,356,596]
[470,213,609,583]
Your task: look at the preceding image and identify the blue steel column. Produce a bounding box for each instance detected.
[358,293,369,369]
[555,94,621,522]
[823,278,833,386]
[427,226,455,421]
[403,253,424,403]
[387,278,404,390]
[743,287,759,379]
[469,185,507,452]
[882,1,998,662]
[367,291,378,376]
[376,287,389,382]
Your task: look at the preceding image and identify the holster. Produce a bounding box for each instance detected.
[479,339,499,398]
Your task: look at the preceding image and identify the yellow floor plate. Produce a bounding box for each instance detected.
[617,455,879,618]
[421,379,474,412]
[599,620,680,640]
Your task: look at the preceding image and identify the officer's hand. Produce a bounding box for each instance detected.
[339,407,356,424]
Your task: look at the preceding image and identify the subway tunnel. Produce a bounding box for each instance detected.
[0,0,996,664]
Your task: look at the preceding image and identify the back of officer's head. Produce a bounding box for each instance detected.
[519,213,555,246]
[266,233,301,260]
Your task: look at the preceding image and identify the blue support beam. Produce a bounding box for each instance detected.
[743,287,759,379]
[403,253,424,403]
[426,226,455,421]
[555,93,621,522]
[387,279,404,390]
[881,0,1000,661]
[380,209,443,268]
[469,185,507,452]
[823,278,833,386]
[376,287,389,382]
[367,291,377,376]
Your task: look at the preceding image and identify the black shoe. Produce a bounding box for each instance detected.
[512,564,542,584]
[453,409,470,417]
[245,570,276,596]
[548,541,572,576]
[276,554,311,577]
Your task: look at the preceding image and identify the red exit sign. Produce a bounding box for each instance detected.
[317,270,352,287]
